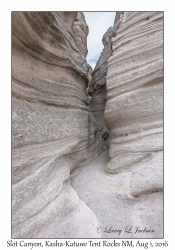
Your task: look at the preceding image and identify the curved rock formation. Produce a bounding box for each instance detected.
[72,12,89,58]
[72,11,163,238]
[12,11,163,239]
[12,12,102,238]
[103,11,163,234]
[88,27,115,147]
[104,11,163,193]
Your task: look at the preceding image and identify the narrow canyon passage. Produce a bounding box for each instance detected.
[12,11,163,238]
[71,11,163,238]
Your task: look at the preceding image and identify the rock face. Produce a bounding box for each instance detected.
[12,12,102,238]
[72,12,89,58]
[12,11,163,239]
[104,11,163,234]
[105,11,163,193]
[72,11,163,238]
[88,27,114,147]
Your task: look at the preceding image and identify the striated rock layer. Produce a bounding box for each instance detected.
[71,11,163,238]
[12,11,163,239]
[104,12,163,235]
[88,27,114,147]
[12,12,103,238]
[88,13,124,143]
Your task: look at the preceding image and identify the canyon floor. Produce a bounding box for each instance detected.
[71,149,163,238]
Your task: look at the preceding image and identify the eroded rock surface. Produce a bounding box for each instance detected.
[12,12,102,238]
[104,12,163,194]
[88,27,115,148]
[72,11,163,238]
[103,11,163,235]
[71,151,163,238]
[12,11,163,239]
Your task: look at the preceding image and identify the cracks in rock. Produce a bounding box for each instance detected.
[131,189,163,199]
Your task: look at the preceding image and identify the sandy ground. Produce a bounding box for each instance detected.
[70,149,163,238]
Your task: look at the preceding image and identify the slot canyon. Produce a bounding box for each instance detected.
[12,11,163,238]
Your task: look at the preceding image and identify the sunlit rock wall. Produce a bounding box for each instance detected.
[12,12,102,238]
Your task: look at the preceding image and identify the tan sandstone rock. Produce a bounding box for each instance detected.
[12,12,102,238]
[104,11,163,192]
[88,27,114,147]
[72,11,163,238]
[104,11,163,235]
[12,11,163,239]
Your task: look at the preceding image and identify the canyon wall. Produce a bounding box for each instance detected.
[88,12,125,143]
[88,27,113,141]
[105,11,163,195]
[12,11,163,239]
[12,12,103,238]
[104,11,163,235]
[71,12,163,238]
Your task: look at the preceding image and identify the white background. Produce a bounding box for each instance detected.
[0,0,174,248]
